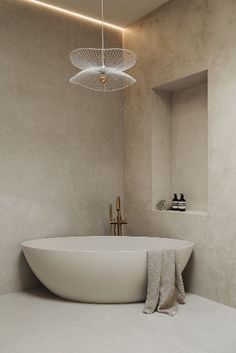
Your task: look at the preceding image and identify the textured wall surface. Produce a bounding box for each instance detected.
[0,0,123,294]
[124,0,236,307]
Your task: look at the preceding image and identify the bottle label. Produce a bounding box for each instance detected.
[179,201,186,211]
[172,201,179,210]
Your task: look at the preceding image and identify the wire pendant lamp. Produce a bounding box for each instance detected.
[69,0,137,92]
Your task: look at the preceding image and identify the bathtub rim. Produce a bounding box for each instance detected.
[22,235,194,253]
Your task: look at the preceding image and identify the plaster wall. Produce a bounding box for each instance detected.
[124,0,236,307]
[0,0,123,294]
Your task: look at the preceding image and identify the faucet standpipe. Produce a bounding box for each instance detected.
[109,196,127,236]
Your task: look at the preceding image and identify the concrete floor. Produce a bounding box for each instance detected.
[0,288,236,353]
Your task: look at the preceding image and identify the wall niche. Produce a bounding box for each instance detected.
[152,70,208,214]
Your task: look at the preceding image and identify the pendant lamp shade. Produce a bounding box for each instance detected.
[69,1,136,92]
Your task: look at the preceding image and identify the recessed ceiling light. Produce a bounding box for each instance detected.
[23,0,124,31]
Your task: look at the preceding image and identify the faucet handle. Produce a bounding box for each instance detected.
[116,196,120,211]
[109,203,113,221]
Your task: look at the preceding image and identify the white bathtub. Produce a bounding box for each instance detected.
[22,236,193,303]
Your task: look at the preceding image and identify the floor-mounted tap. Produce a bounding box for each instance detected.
[109,196,127,236]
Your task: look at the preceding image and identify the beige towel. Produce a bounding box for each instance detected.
[143,249,185,316]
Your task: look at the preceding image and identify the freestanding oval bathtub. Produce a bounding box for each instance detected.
[22,236,193,303]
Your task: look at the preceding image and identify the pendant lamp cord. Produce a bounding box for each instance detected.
[101,0,105,66]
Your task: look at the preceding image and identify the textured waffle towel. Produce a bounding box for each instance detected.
[143,249,185,316]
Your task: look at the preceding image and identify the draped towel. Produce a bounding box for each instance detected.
[143,249,185,316]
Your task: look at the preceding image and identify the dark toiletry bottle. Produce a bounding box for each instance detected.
[179,193,186,212]
[172,193,179,211]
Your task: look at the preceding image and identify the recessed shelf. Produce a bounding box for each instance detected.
[153,209,208,216]
[151,70,208,213]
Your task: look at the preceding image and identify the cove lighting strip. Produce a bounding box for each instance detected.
[23,0,124,31]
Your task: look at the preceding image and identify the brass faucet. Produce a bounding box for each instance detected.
[109,196,127,236]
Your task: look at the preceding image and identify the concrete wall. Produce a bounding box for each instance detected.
[124,0,236,307]
[0,0,123,294]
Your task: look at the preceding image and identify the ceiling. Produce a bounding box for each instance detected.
[37,0,171,27]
